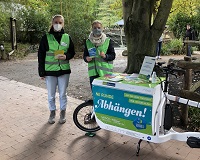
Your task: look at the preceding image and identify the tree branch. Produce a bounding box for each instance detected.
[122,0,133,22]
[152,0,173,36]
[149,0,157,26]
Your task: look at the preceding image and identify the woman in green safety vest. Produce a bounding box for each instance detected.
[38,15,76,124]
[83,20,116,92]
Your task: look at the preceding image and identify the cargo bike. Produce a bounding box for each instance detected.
[73,59,200,156]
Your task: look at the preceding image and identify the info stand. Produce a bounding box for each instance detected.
[89,56,200,155]
[92,74,163,140]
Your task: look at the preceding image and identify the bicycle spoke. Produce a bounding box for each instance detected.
[73,102,101,132]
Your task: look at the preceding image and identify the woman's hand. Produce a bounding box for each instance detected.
[100,52,106,58]
[41,77,45,80]
[86,56,93,62]
[57,54,66,60]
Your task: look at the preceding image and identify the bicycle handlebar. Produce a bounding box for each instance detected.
[155,62,185,92]
[194,70,200,74]
[156,62,185,76]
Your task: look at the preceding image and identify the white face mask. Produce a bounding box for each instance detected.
[53,24,62,31]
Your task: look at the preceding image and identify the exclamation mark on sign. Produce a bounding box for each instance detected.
[142,108,147,117]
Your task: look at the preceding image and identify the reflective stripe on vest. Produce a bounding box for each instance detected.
[45,33,70,71]
[86,38,113,77]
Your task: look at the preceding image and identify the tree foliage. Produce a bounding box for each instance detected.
[110,0,123,18]
[1,0,200,53]
[170,0,200,18]
[168,12,190,39]
[0,3,10,41]
[0,0,98,50]
[16,7,50,43]
[0,0,50,43]
[96,0,122,27]
[194,8,200,39]
[168,0,200,40]
[59,0,97,50]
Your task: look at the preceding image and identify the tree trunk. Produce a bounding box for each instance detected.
[125,32,156,73]
[122,0,173,73]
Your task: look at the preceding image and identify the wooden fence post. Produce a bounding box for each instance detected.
[180,57,192,126]
[185,37,189,56]
[170,56,200,126]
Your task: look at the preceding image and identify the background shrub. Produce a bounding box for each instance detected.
[16,8,50,44]
[188,107,200,131]
[161,38,184,55]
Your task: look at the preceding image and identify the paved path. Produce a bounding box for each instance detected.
[0,49,128,101]
[0,76,200,160]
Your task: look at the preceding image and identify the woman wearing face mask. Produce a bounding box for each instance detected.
[83,20,116,91]
[38,15,76,124]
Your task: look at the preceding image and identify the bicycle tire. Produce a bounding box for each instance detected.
[73,101,101,132]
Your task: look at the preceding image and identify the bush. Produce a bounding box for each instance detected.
[168,12,190,39]
[188,107,200,131]
[161,38,184,55]
[191,46,198,53]
[16,7,50,44]
[65,20,91,52]
[0,5,10,41]
[2,42,32,59]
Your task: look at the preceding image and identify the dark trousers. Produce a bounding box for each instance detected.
[156,41,162,57]
[89,75,100,90]
[187,45,191,56]
[88,75,99,100]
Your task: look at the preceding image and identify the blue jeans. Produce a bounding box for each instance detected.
[45,74,70,111]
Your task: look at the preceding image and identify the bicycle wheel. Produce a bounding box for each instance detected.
[73,101,101,132]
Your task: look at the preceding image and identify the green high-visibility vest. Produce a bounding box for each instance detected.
[45,33,70,71]
[86,38,113,77]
